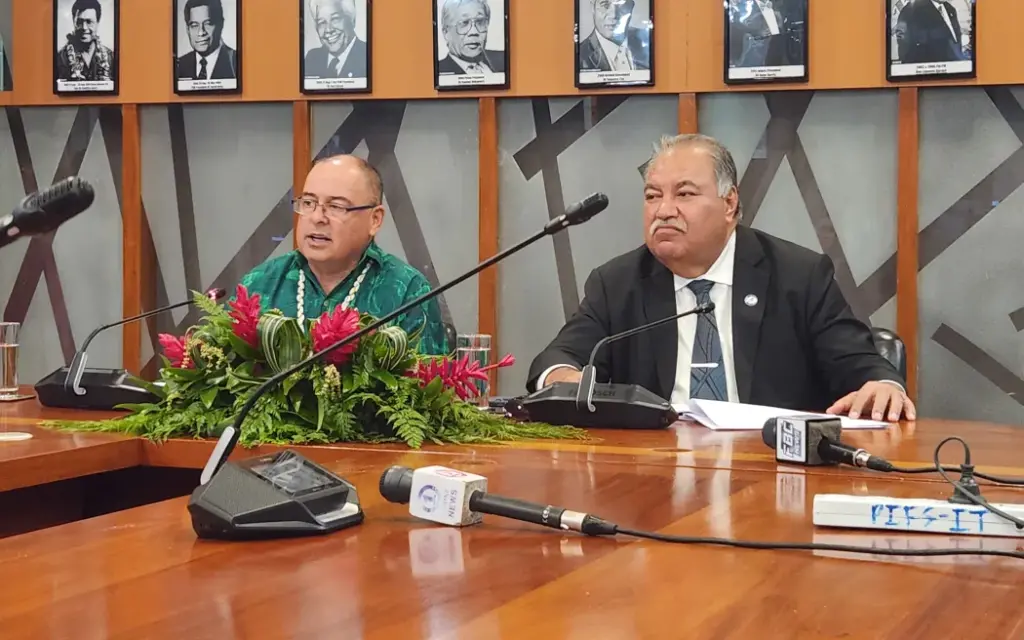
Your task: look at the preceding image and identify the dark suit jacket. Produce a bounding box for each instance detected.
[578,28,650,72]
[176,45,237,80]
[896,0,965,64]
[729,1,791,67]
[527,227,903,412]
[304,39,368,78]
[437,50,506,75]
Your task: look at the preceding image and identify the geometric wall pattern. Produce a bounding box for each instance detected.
[0,106,124,384]
[5,87,1024,423]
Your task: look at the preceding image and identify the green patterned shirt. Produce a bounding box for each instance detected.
[238,242,448,355]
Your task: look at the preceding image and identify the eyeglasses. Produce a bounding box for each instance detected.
[455,18,488,34]
[292,197,376,218]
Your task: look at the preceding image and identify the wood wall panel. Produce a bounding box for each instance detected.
[292,100,311,249]
[121,104,141,373]
[896,87,919,400]
[477,98,498,391]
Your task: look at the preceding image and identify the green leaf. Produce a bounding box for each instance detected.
[199,386,218,409]
[226,333,261,361]
[370,369,399,390]
[316,394,326,430]
[258,314,306,373]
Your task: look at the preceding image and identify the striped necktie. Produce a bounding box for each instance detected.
[687,279,727,401]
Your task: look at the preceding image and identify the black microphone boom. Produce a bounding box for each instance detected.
[1,177,95,249]
[35,288,227,410]
[521,304,715,430]
[201,193,611,480]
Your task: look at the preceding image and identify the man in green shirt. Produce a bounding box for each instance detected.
[238,154,449,355]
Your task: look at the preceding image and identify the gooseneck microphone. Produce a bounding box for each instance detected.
[379,465,618,536]
[63,288,227,396]
[1,177,95,249]
[575,302,715,412]
[202,194,610,479]
[762,416,895,472]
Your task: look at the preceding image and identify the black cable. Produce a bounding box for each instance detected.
[889,463,1024,486]
[931,436,1024,530]
[612,527,1024,560]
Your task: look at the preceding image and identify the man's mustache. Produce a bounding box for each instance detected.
[649,218,686,235]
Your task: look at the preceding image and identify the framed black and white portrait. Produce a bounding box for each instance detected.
[574,0,653,89]
[173,0,242,95]
[887,0,975,81]
[53,0,119,95]
[724,0,808,85]
[433,0,509,91]
[301,0,371,94]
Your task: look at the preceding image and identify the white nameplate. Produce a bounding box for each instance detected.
[813,494,1024,538]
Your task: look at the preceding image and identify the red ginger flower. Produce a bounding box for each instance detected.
[228,284,261,348]
[158,333,193,369]
[311,305,361,365]
[410,352,516,400]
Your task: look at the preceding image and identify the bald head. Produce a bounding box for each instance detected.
[312,154,383,205]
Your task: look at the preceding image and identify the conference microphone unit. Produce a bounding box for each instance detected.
[378,465,618,536]
[521,303,715,430]
[35,288,227,410]
[761,416,894,472]
[188,194,609,540]
[1,177,95,249]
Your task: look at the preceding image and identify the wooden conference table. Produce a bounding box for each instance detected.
[2,392,1024,638]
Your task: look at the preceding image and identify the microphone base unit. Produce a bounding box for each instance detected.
[522,382,678,430]
[189,450,364,540]
[34,367,160,410]
[813,494,1024,538]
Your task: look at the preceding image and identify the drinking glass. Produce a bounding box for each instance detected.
[456,334,491,407]
[0,322,20,399]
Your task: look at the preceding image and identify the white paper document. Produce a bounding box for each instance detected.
[673,399,890,431]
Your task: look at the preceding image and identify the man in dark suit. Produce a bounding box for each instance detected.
[304,0,368,80]
[728,0,792,67]
[895,0,966,64]
[176,0,237,81]
[578,0,650,72]
[528,134,915,422]
[437,0,505,75]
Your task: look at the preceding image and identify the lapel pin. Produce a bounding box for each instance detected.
[744,294,758,307]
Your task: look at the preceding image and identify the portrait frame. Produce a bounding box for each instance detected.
[299,0,373,95]
[52,0,120,96]
[573,0,655,90]
[886,0,976,82]
[432,0,510,92]
[172,0,243,96]
[723,0,809,86]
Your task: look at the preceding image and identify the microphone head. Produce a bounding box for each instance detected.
[13,177,95,235]
[761,418,778,448]
[565,192,609,226]
[379,465,415,504]
[701,301,716,313]
[206,287,227,301]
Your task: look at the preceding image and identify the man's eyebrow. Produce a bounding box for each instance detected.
[300,192,352,203]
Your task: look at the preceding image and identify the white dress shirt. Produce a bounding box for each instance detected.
[327,36,358,77]
[669,231,739,406]
[755,0,780,35]
[595,31,634,71]
[450,52,492,74]
[932,0,958,40]
[196,45,222,78]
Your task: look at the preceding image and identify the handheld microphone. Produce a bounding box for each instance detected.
[200,194,609,480]
[1,177,95,249]
[378,465,618,536]
[34,288,227,410]
[575,302,715,412]
[762,416,894,472]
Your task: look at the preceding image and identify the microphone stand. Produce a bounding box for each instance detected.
[206,196,610,478]
[575,302,714,412]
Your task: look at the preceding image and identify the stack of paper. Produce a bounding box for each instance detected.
[672,399,890,431]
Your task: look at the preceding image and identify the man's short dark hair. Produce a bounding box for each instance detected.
[71,0,102,21]
[183,0,225,26]
[314,154,384,205]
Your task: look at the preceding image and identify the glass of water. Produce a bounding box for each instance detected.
[0,322,19,399]
[456,333,491,407]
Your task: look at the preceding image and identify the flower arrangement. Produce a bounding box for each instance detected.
[49,287,585,449]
